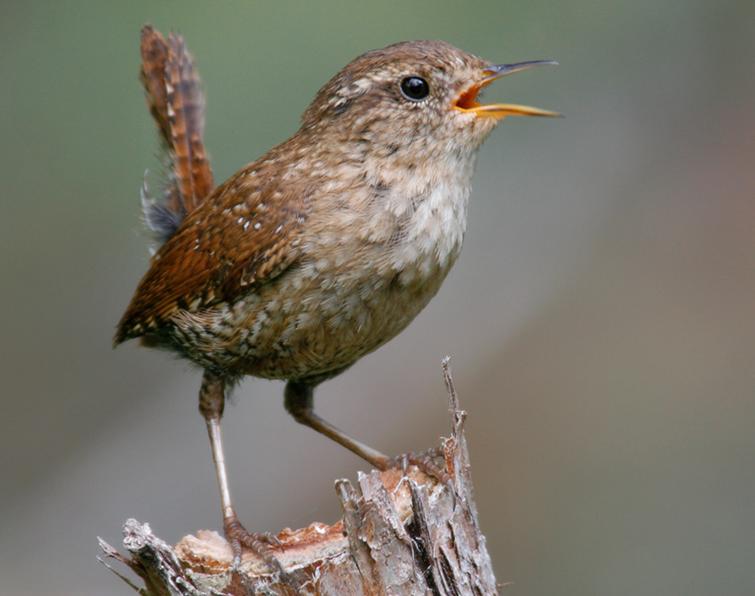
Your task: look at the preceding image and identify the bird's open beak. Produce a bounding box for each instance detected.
[454,60,560,119]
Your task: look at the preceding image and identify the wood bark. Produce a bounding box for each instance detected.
[98,359,499,595]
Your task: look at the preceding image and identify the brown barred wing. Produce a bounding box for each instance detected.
[115,169,308,344]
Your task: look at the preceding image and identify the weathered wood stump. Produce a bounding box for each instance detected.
[98,359,498,595]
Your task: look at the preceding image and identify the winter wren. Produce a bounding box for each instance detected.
[116,26,557,567]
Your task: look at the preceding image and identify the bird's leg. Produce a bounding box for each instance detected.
[284,381,448,481]
[284,381,391,469]
[199,371,281,572]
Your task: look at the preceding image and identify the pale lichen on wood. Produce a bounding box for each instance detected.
[98,359,499,595]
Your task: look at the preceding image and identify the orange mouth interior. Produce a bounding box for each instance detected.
[453,80,489,111]
[452,78,561,119]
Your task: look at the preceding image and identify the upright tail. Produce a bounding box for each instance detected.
[139,25,214,243]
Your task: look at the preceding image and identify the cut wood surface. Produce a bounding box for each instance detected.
[98,359,499,595]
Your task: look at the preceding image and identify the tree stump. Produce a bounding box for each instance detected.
[98,359,499,595]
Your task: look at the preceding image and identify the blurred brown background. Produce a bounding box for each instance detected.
[1,1,754,594]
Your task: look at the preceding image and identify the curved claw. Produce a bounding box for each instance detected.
[388,449,450,486]
[224,516,283,575]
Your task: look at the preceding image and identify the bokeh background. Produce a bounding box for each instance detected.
[1,1,754,594]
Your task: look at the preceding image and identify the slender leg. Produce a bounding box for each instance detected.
[284,381,391,468]
[284,381,447,480]
[198,371,280,571]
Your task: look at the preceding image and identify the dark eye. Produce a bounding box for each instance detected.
[400,76,430,101]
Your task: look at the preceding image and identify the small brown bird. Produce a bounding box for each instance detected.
[116,26,557,567]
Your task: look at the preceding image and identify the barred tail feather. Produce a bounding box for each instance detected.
[164,32,214,212]
[139,25,214,243]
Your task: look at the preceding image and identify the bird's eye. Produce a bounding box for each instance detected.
[400,76,430,101]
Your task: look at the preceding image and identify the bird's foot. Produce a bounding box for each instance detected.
[224,514,283,575]
[385,446,450,485]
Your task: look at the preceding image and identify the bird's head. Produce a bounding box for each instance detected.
[301,40,559,160]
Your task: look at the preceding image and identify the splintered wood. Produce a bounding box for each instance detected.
[98,360,499,595]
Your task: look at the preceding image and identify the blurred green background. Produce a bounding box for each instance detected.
[1,0,754,594]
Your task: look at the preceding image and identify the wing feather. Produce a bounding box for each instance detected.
[115,166,308,344]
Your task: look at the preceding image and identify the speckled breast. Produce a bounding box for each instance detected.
[169,153,474,382]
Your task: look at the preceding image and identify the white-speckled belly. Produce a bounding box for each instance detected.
[170,153,474,381]
[174,250,453,381]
